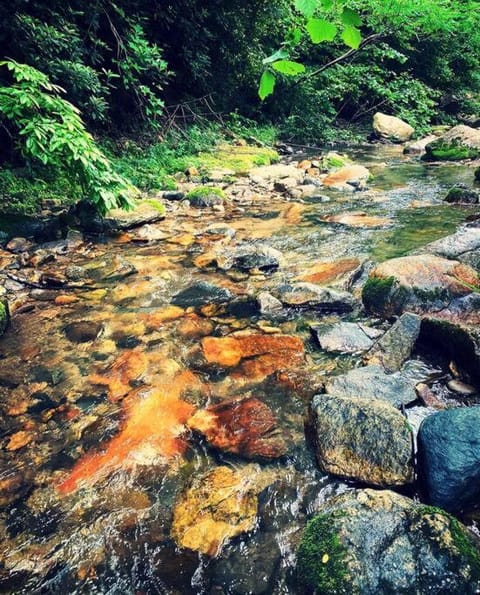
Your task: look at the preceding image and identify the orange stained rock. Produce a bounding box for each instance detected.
[322,165,370,187]
[89,350,148,402]
[201,334,305,378]
[54,295,80,305]
[6,430,34,451]
[296,258,360,285]
[57,370,200,495]
[320,212,392,228]
[283,203,304,224]
[140,306,185,331]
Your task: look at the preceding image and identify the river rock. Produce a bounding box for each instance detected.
[104,199,165,229]
[249,164,304,183]
[423,225,480,270]
[171,281,232,308]
[0,298,9,335]
[320,212,392,228]
[311,322,381,354]
[186,187,225,207]
[322,165,370,188]
[444,185,480,204]
[325,364,417,407]
[200,333,304,378]
[64,321,103,343]
[362,254,480,318]
[274,282,356,312]
[364,313,421,371]
[373,112,414,142]
[310,394,413,486]
[403,134,438,155]
[256,291,283,315]
[162,191,185,201]
[297,489,480,594]
[424,124,480,161]
[420,317,480,382]
[223,245,283,272]
[418,406,480,512]
[296,258,361,285]
[171,466,275,556]
[187,397,289,459]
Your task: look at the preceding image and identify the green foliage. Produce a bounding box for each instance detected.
[297,513,350,593]
[0,61,136,214]
[0,300,9,335]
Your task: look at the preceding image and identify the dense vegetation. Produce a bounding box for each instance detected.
[0,0,479,213]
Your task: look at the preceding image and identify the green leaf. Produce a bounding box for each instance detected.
[258,70,276,100]
[306,18,337,43]
[294,0,317,18]
[272,60,306,76]
[341,25,362,49]
[263,49,289,65]
[341,8,362,26]
[320,0,334,9]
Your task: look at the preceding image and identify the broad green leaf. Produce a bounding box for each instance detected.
[306,18,337,43]
[320,0,334,9]
[263,49,289,65]
[258,70,276,100]
[272,60,306,76]
[294,0,317,18]
[341,8,362,26]
[341,25,362,49]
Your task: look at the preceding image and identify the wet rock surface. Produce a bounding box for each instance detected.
[297,489,480,594]
[310,394,414,486]
[418,406,480,513]
[373,112,415,142]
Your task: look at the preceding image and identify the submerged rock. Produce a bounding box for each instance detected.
[365,312,421,371]
[423,124,480,161]
[171,281,232,308]
[322,165,370,188]
[362,254,480,319]
[274,282,356,312]
[418,406,480,513]
[325,364,417,408]
[64,321,103,343]
[310,394,413,486]
[187,397,289,459]
[200,333,304,378]
[296,258,361,285]
[297,489,480,594]
[373,112,414,142]
[171,466,275,556]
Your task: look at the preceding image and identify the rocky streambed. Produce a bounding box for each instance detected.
[0,140,480,593]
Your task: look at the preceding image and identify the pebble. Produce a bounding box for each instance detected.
[447,379,477,396]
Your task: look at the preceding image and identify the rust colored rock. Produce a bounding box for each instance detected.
[200,334,304,378]
[89,350,148,402]
[297,258,361,285]
[323,165,370,187]
[187,397,289,459]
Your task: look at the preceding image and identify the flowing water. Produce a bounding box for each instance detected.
[0,145,477,594]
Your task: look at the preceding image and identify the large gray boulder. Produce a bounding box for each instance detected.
[297,489,480,594]
[418,406,480,512]
[310,394,414,486]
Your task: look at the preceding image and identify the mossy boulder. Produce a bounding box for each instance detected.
[423,125,480,162]
[104,199,165,229]
[444,185,479,204]
[362,255,480,320]
[186,186,226,207]
[310,394,414,486]
[297,489,480,594]
[0,299,9,336]
[418,407,480,513]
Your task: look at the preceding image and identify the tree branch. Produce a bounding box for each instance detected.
[294,33,384,86]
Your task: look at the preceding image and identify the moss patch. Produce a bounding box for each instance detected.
[0,301,9,336]
[297,513,350,594]
[193,144,279,175]
[423,140,480,162]
[362,276,396,316]
[144,199,166,215]
[186,186,226,207]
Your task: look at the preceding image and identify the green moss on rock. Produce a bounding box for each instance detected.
[186,186,226,207]
[423,140,480,162]
[0,301,9,336]
[362,276,396,316]
[297,514,350,594]
[144,199,166,215]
